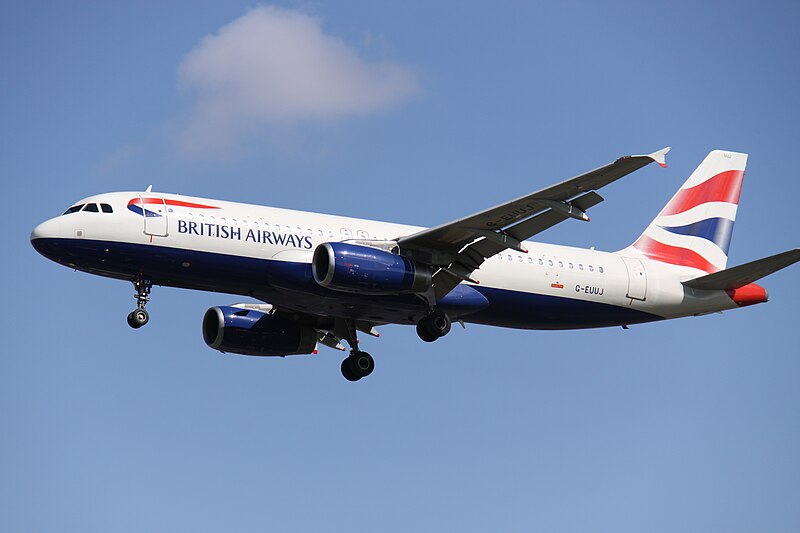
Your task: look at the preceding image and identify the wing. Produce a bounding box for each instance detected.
[397,147,671,299]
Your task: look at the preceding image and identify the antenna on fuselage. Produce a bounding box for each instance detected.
[145,185,153,193]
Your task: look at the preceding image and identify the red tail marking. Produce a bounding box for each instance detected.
[633,234,719,273]
[660,170,744,216]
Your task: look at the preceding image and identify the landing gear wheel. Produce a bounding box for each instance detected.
[416,311,451,342]
[352,351,374,378]
[416,321,438,342]
[429,311,451,337]
[341,351,374,381]
[127,308,149,329]
[341,357,361,382]
[337,319,376,381]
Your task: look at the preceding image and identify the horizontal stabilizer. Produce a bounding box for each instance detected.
[683,248,800,291]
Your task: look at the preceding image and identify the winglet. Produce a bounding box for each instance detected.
[647,147,671,168]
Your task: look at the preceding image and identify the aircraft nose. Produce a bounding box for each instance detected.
[30,218,63,259]
[31,217,61,241]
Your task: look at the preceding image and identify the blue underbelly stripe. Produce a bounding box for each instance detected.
[31,237,662,330]
[471,286,661,330]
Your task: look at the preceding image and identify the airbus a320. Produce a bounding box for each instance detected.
[31,148,799,381]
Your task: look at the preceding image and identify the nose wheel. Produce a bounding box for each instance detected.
[127,279,152,329]
[127,308,149,328]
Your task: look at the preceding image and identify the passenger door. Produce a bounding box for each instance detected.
[140,195,168,237]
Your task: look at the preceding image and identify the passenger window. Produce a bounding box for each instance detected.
[579,264,584,271]
[100,203,113,213]
[83,203,99,213]
[548,260,553,267]
[589,265,594,272]
[341,228,353,240]
[599,266,604,274]
[538,258,543,265]
[507,254,512,261]
[63,204,84,215]
[569,262,574,269]
[528,257,533,264]
[558,261,564,268]
[518,256,523,262]
[357,230,369,239]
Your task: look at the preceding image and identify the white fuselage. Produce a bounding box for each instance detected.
[31,191,743,329]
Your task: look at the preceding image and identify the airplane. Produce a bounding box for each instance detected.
[30,148,799,381]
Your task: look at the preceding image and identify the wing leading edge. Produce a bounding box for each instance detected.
[397,147,671,299]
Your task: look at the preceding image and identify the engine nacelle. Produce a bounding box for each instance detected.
[202,306,317,356]
[312,242,431,295]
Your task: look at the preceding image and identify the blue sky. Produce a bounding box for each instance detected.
[3,1,799,531]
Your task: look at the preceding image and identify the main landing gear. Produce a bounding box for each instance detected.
[338,318,375,382]
[416,310,451,342]
[127,279,152,329]
[341,351,375,382]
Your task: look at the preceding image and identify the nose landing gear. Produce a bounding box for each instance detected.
[127,279,152,329]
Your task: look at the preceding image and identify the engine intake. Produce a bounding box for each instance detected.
[312,242,431,294]
[202,306,317,356]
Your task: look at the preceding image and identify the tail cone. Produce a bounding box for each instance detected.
[726,283,768,307]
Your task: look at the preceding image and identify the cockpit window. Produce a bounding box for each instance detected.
[63,204,84,215]
[83,203,99,213]
[101,203,113,213]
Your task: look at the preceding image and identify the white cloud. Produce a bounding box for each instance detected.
[172,5,419,159]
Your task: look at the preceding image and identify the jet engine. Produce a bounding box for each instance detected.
[202,305,317,356]
[312,242,431,295]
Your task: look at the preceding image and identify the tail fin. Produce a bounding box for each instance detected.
[624,149,748,273]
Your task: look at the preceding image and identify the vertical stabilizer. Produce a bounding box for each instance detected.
[623,150,748,273]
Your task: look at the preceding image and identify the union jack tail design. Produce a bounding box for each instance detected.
[625,150,748,273]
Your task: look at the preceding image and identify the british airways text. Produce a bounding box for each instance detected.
[177,220,313,249]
